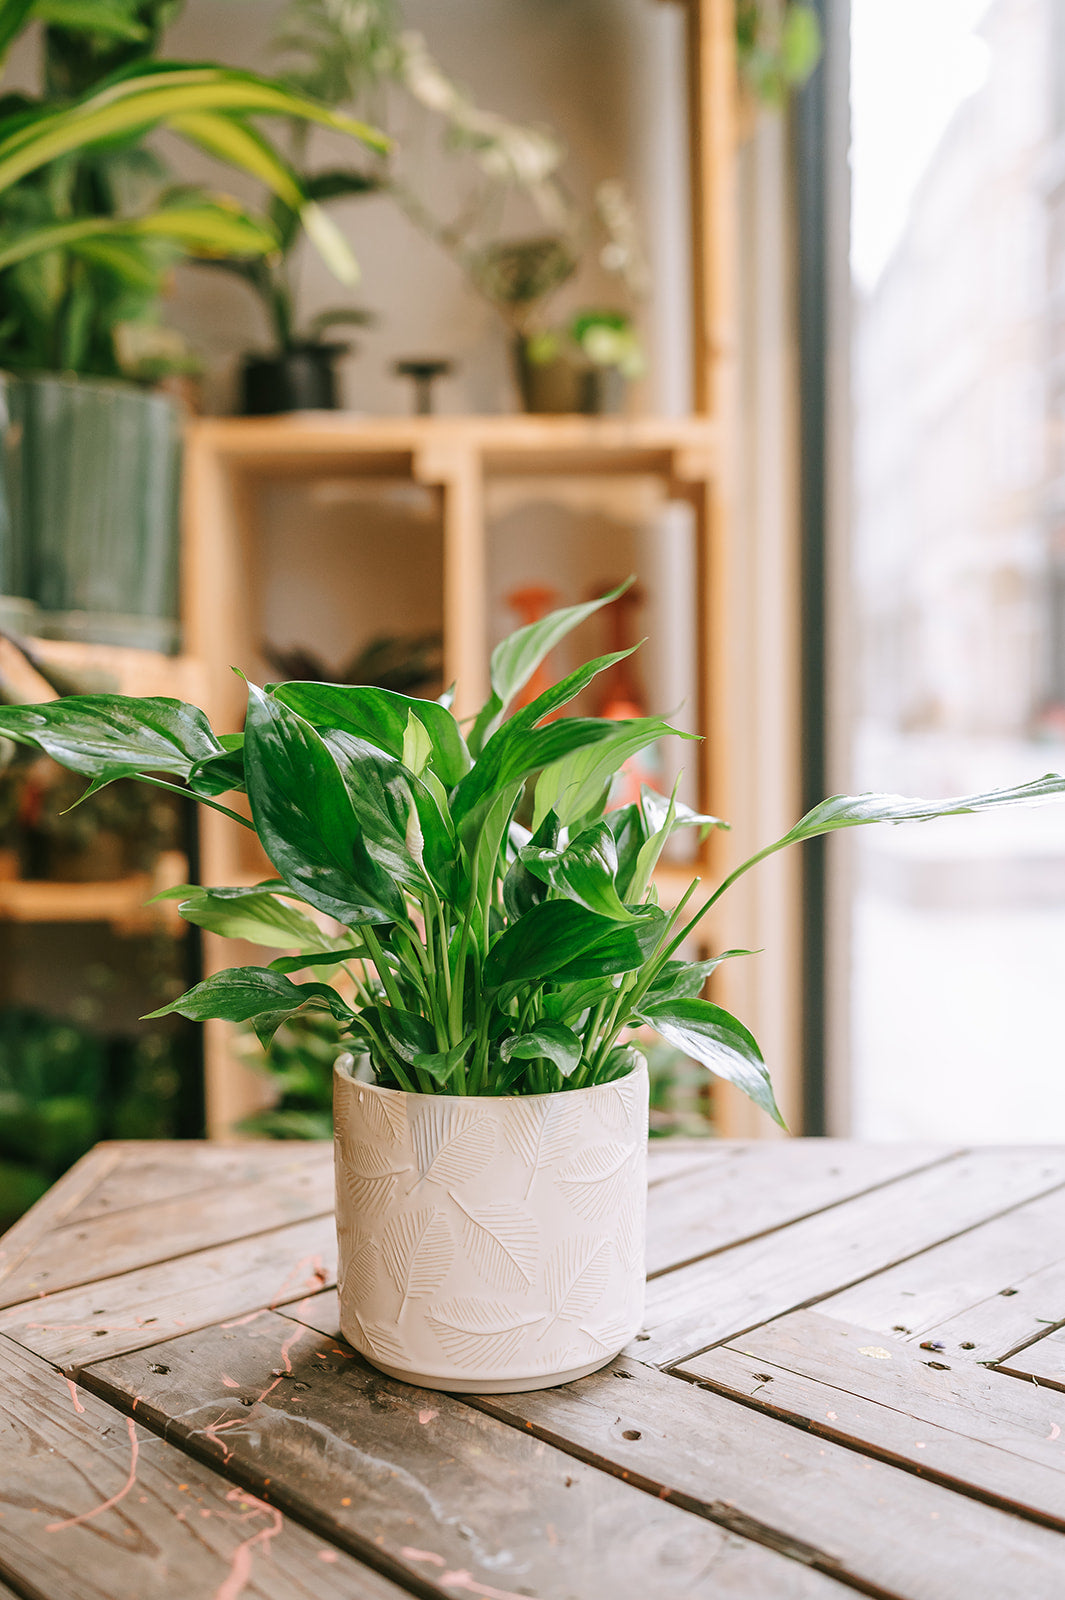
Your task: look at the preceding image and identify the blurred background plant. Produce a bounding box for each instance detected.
[735,1,822,108]
[0,0,382,382]
[0,1005,187,1228]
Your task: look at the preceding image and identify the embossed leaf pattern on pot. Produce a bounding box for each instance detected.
[590,1078,641,1133]
[427,1297,545,1368]
[581,1314,635,1355]
[355,1313,412,1369]
[540,1237,611,1340]
[503,1097,584,1199]
[614,1188,645,1273]
[410,1100,496,1186]
[555,1142,636,1222]
[353,1083,407,1145]
[341,1140,412,1218]
[340,1235,378,1307]
[381,1207,453,1305]
[449,1197,538,1292]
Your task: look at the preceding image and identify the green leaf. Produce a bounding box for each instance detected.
[639,784,726,837]
[644,951,754,1005]
[600,1044,645,1082]
[274,681,470,788]
[720,773,1065,904]
[533,717,695,830]
[522,818,634,921]
[34,0,148,37]
[541,974,618,1025]
[187,736,245,796]
[637,996,784,1128]
[451,649,639,844]
[413,1032,476,1088]
[268,946,370,973]
[360,1004,436,1065]
[0,695,224,786]
[484,900,666,990]
[144,967,354,1050]
[501,810,557,920]
[500,1023,582,1078]
[242,683,407,926]
[468,580,632,755]
[157,883,328,950]
[0,65,389,194]
[321,727,453,898]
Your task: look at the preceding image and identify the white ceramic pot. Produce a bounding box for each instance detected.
[333,1057,649,1394]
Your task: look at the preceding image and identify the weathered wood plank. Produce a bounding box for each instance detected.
[80,1314,855,1600]
[0,1151,334,1310]
[637,1148,1065,1367]
[0,1214,336,1369]
[470,1354,1065,1600]
[646,1141,953,1276]
[645,1140,721,1186]
[818,1184,1065,1364]
[677,1309,1065,1525]
[59,1141,331,1228]
[998,1326,1065,1391]
[275,1286,340,1337]
[0,1335,405,1600]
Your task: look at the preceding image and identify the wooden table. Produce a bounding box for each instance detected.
[2,1140,1065,1599]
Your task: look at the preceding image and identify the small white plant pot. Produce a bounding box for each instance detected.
[333,1057,649,1394]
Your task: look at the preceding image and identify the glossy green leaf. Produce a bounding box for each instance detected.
[268,946,370,973]
[644,950,754,1005]
[156,883,328,950]
[468,580,631,755]
[500,1023,582,1078]
[522,818,634,921]
[34,0,148,36]
[639,784,726,837]
[360,1004,436,1065]
[242,683,407,926]
[637,996,784,1127]
[533,717,695,830]
[451,649,638,843]
[600,1044,645,1082]
[144,966,355,1049]
[413,1032,476,1088]
[187,736,245,796]
[484,900,666,990]
[0,695,224,785]
[501,810,557,921]
[274,681,470,788]
[321,727,453,898]
[541,974,619,1025]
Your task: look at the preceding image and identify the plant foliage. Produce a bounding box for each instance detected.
[3,594,1065,1126]
[0,0,385,377]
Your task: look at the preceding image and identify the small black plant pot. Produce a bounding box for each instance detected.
[239,344,347,416]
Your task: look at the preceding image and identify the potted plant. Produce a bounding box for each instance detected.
[0,0,385,643]
[1,588,1064,1392]
[520,310,644,416]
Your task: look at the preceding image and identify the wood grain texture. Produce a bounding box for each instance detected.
[471,1354,1065,1600]
[0,1214,336,1369]
[0,1336,404,1600]
[638,1148,1065,1366]
[0,1153,334,1310]
[80,1314,853,1600]
[1000,1327,1065,1390]
[646,1141,952,1275]
[679,1309,1065,1526]
[819,1183,1065,1365]
[58,1142,330,1229]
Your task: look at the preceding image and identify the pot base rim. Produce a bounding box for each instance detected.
[351,1347,625,1395]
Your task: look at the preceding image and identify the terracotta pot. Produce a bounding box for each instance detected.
[333,1057,648,1394]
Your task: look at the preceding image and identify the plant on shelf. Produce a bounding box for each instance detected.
[0,0,385,643]
[270,0,648,411]
[2,587,1064,1391]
